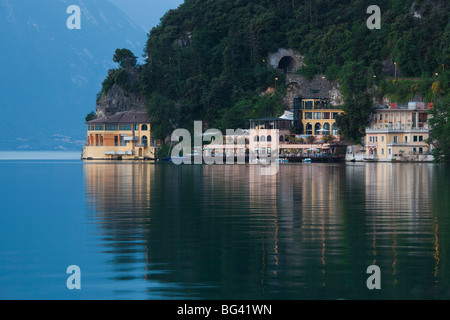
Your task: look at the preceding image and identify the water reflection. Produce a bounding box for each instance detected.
[84,162,450,299]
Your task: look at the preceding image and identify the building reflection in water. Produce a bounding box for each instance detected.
[363,163,447,297]
[83,162,449,299]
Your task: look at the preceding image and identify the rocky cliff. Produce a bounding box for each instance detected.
[96,84,147,118]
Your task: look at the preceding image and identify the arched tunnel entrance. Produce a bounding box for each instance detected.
[277,56,296,74]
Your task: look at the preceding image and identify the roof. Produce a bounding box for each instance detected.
[250,117,291,122]
[279,111,294,120]
[296,97,330,100]
[87,112,150,124]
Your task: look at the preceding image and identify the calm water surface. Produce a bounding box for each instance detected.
[1,158,450,300]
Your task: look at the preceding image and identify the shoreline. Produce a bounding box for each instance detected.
[0,151,81,160]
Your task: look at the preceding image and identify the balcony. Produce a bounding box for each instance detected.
[387,141,428,147]
[124,136,139,142]
[366,124,429,133]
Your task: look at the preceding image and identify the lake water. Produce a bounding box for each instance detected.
[1,155,450,300]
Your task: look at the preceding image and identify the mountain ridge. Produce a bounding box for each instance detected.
[0,0,146,150]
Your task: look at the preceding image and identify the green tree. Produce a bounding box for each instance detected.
[214,98,254,131]
[323,134,335,144]
[146,93,176,140]
[85,111,96,122]
[429,95,450,163]
[113,48,138,69]
[335,92,373,145]
[306,135,315,144]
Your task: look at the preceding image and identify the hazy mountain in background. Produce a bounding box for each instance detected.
[107,0,184,32]
[0,0,146,150]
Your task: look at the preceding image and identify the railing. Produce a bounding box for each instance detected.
[124,136,139,142]
[387,142,428,146]
[366,125,429,133]
[364,155,378,160]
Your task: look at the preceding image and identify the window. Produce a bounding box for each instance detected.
[95,124,104,131]
[393,136,398,144]
[419,147,423,154]
[306,123,313,135]
[106,124,118,131]
[380,114,383,120]
[381,148,384,155]
[413,136,418,142]
[388,148,391,155]
[120,136,126,147]
[260,136,266,142]
[381,136,384,142]
[114,136,118,147]
[305,112,313,119]
[419,136,423,142]
[304,101,313,109]
[314,112,322,120]
[267,135,272,142]
[133,124,139,131]
[323,123,330,135]
[142,124,148,131]
[279,135,284,142]
[332,123,338,135]
[141,136,148,147]
[120,124,132,131]
[314,123,322,135]
[323,112,330,120]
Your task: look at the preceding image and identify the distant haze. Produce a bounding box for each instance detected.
[0,0,185,151]
[107,0,184,32]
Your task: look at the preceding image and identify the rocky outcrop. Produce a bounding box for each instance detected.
[96,83,146,118]
[284,74,343,108]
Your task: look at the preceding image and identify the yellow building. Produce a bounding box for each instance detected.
[365,102,433,161]
[82,112,160,160]
[294,97,344,136]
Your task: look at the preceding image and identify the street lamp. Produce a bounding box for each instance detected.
[394,62,397,78]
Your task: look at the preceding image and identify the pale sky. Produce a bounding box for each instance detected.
[107,0,185,32]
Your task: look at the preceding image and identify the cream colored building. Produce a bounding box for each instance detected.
[82,112,160,160]
[365,102,433,161]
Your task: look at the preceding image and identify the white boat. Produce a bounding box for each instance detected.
[302,158,312,163]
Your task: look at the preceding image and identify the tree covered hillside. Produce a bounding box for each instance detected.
[97,0,450,140]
